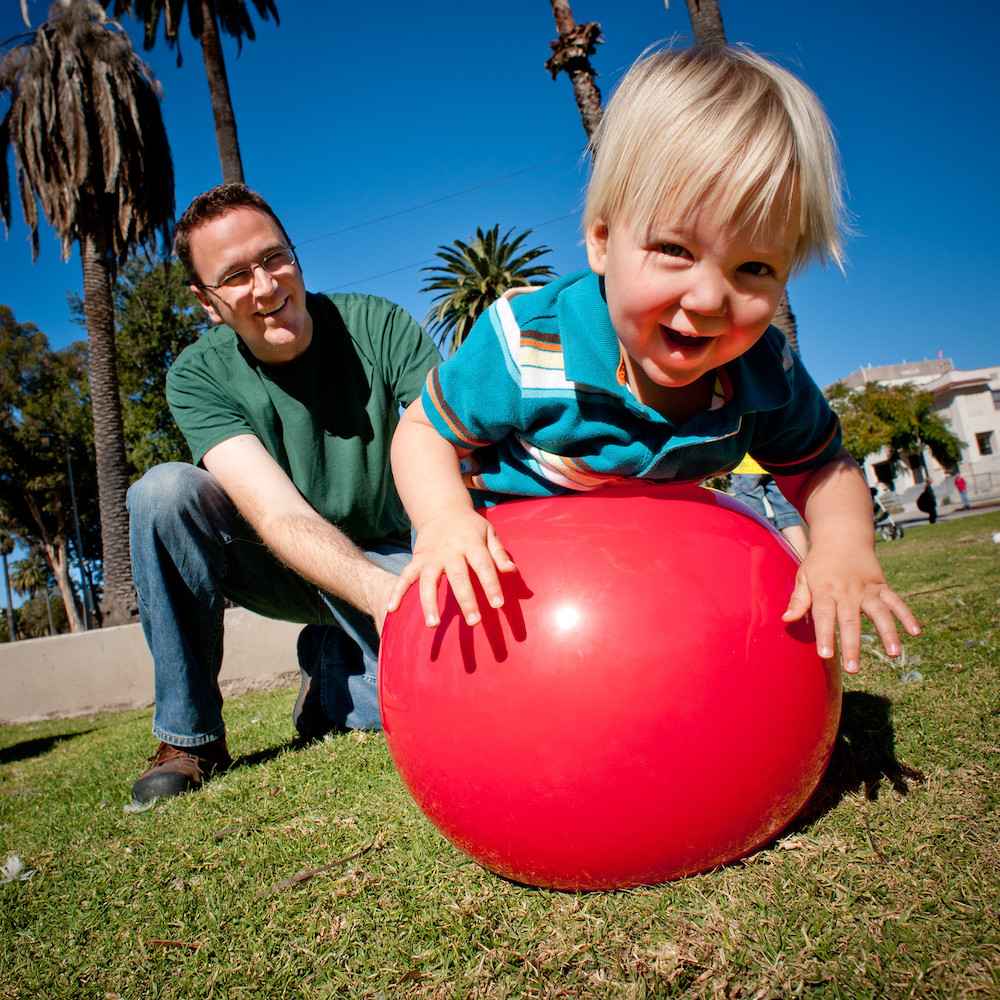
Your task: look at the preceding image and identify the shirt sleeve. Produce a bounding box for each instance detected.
[373,299,443,407]
[420,299,526,450]
[166,346,254,465]
[746,334,843,477]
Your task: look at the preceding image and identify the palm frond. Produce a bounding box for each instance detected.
[420,225,556,354]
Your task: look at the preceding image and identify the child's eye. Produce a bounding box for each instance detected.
[739,261,775,277]
[656,243,691,260]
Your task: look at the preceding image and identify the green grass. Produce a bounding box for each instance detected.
[2,514,999,999]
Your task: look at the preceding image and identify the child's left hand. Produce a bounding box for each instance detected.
[781,542,920,673]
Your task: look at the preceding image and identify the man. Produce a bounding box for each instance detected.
[127,183,441,802]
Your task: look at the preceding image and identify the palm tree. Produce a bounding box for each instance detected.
[1,0,175,624]
[421,226,556,355]
[545,0,602,140]
[683,0,727,46]
[0,524,17,642]
[109,0,279,183]
[10,550,55,636]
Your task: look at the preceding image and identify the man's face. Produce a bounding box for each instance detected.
[189,206,312,365]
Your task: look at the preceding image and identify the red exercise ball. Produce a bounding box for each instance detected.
[379,484,841,891]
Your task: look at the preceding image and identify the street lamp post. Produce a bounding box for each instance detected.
[40,431,93,631]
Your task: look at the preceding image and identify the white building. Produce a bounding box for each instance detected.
[827,359,1000,499]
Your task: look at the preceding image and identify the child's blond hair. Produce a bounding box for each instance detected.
[583,44,847,272]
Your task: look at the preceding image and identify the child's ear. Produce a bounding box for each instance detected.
[585,219,610,275]
[191,284,223,324]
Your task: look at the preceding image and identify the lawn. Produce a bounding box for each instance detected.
[2,513,998,999]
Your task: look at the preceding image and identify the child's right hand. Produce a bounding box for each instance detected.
[386,507,518,628]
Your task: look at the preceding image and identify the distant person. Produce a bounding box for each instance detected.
[954,474,970,509]
[729,455,809,559]
[126,183,441,803]
[387,44,921,676]
[916,483,938,523]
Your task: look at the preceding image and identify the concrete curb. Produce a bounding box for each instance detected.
[0,608,302,726]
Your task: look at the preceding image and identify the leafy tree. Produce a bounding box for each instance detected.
[10,549,59,636]
[110,0,279,183]
[545,0,603,140]
[1,0,175,624]
[16,589,70,637]
[114,252,207,470]
[0,304,96,632]
[72,250,208,472]
[421,226,556,355]
[826,381,965,476]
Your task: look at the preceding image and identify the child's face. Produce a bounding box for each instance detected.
[586,193,798,395]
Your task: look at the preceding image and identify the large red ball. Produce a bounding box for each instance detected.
[379,484,841,891]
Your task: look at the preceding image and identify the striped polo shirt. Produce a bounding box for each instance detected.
[422,270,841,506]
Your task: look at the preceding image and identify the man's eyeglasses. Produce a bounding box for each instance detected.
[199,247,297,290]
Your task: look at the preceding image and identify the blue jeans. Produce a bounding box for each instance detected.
[127,463,410,747]
[730,473,803,530]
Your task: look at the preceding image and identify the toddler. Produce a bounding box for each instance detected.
[388,44,919,673]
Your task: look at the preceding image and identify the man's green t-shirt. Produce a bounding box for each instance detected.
[165,291,441,543]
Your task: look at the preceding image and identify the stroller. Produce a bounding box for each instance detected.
[872,489,904,541]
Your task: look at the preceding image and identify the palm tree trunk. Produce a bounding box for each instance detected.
[79,226,136,625]
[546,0,603,141]
[770,293,799,355]
[43,588,55,636]
[198,0,245,184]
[2,550,16,642]
[684,0,727,45]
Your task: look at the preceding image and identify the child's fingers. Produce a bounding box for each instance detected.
[417,566,446,627]
[441,559,485,627]
[833,604,862,674]
[485,525,517,574]
[466,549,508,614]
[880,589,921,638]
[781,575,812,625]
[386,563,418,613]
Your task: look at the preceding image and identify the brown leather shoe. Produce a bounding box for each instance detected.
[130,738,232,803]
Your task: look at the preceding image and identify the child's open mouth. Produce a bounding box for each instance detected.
[662,326,709,350]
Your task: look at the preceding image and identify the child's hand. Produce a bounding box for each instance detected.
[386,507,517,628]
[781,542,920,673]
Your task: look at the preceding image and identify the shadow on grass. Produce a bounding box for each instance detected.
[231,741,301,771]
[0,730,94,766]
[793,690,925,827]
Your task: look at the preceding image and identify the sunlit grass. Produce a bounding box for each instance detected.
[2,513,998,999]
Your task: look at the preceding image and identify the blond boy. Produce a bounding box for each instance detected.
[388,45,919,673]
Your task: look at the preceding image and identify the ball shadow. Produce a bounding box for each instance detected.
[790,690,925,830]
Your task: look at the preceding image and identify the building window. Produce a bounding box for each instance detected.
[993,388,1000,410]
[976,431,994,456]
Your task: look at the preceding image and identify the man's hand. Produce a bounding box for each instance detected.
[204,434,394,623]
[386,507,517,627]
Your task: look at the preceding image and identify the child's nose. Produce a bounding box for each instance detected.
[679,269,727,317]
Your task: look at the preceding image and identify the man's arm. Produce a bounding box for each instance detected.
[203,434,397,633]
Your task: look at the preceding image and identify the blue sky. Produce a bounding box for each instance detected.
[1,0,998,390]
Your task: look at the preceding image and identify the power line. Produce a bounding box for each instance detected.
[322,211,583,294]
[300,150,585,248]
